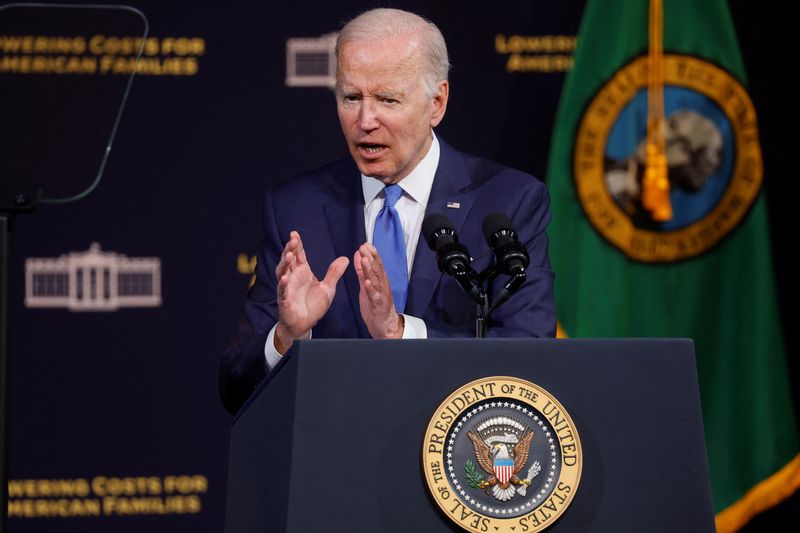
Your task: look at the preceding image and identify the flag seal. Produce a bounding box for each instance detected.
[573,54,762,262]
[422,376,582,533]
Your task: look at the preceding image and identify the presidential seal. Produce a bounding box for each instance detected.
[422,377,582,533]
[574,54,762,262]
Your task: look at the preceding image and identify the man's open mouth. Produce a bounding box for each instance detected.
[358,143,387,155]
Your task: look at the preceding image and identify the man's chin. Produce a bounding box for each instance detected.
[356,162,395,183]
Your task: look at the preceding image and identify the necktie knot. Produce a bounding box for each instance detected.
[383,184,403,208]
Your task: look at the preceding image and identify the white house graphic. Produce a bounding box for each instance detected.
[285,33,337,89]
[25,243,162,311]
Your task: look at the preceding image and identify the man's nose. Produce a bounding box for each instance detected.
[357,99,380,132]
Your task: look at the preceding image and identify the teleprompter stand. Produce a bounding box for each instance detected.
[0,5,147,532]
[224,338,715,532]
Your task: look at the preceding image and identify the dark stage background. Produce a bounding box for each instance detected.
[2,1,797,531]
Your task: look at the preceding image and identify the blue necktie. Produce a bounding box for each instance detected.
[373,184,408,312]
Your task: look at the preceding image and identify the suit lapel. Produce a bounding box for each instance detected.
[322,160,368,336]
[407,140,475,317]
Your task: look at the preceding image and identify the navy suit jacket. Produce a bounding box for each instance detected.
[219,140,555,414]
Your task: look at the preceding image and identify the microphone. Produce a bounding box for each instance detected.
[422,213,470,276]
[482,213,529,275]
[482,213,529,312]
[422,213,482,304]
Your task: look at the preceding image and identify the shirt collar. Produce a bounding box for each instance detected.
[361,131,440,208]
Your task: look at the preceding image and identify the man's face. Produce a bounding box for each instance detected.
[336,35,448,184]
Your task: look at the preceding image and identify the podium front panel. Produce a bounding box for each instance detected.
[225,338,713,533]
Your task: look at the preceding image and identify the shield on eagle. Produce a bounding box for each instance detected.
[493,457,514,485]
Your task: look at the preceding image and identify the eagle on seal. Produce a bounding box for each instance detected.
[467,428,535,501]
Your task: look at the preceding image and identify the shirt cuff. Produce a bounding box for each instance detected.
[401,314,427,339]
[264,324,311,368]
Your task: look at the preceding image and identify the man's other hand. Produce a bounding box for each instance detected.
[354,243,404,339]
[274,231,349,354]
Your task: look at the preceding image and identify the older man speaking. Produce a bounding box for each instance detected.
[220,8,555,415]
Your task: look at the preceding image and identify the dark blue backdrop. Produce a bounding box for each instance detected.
[3,1,796,532]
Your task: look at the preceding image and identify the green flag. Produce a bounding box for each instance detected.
[546,0,799,530]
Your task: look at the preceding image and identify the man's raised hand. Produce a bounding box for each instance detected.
[354,243,404,339]
[274,231,349,354]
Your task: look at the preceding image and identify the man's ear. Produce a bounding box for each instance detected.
[430,80,449,127]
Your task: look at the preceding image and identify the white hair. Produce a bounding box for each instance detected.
[335,8,450,97]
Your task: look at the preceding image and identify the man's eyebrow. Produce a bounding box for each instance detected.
[375,90,403,99]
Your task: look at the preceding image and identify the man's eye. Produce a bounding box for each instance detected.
[343,94,360,102]
[381,98,398,104]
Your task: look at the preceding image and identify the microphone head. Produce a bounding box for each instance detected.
[422,213,456,249]
[482,212,516,244]
[482,212,529,274]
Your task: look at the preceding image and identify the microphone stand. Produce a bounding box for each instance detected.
[475,292,489,338]
[448,268,488,339]
[473,264,526,338]
[0,188,40,533]
[473,265,495,338]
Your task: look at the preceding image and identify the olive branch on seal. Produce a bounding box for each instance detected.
[464,459,485,488]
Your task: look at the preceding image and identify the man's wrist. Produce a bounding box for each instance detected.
[373,312,405,339]
[394,313,405,338]
[274,322,311,355]
[273,323,291,355]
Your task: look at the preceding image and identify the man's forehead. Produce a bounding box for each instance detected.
[339,36,423,72]
[337,39,424,93]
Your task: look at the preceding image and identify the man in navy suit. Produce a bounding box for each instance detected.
[220,8,555,415]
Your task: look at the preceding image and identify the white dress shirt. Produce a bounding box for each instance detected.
[264,132,439,366]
